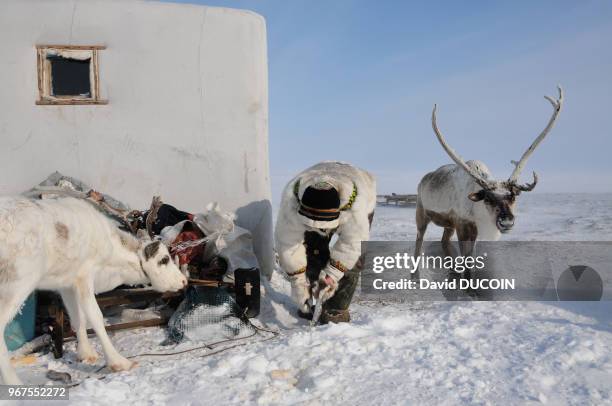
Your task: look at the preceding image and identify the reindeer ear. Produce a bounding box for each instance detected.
[143,241,161,261]
[468,190,486,202]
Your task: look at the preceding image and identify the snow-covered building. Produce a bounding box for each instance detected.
[0,0,273,277]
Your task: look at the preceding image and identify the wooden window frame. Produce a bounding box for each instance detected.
[36,45,108,105]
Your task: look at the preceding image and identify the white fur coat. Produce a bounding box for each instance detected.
[275,161,376,275]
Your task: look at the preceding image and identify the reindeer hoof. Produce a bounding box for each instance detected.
[79,354,99,364]
[78,349,99,364]
[109,359,137,372]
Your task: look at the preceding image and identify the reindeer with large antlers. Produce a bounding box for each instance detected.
[414,86,563,264]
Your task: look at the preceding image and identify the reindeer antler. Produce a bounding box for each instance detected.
[145,196,163,238]
[431,104,498,190]
[512,171,538,192]
[506,86,563,189]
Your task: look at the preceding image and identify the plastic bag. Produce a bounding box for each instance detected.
[193,203,259,273]
[161,203,260,276]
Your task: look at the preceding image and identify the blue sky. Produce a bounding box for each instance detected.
[169,0,612,195]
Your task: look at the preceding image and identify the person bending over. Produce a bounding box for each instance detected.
[275,161,376,323]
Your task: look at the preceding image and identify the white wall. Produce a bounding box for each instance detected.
[0,0,273,277]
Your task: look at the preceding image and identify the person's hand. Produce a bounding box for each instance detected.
[317,263,344,294]
[322,275,335,287]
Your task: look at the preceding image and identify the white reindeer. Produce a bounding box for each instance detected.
[0,197,187,385]
[414,86,563,261]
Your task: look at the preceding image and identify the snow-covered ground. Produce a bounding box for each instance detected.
[11,193,612,405]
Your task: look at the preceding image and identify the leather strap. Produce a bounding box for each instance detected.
[286,266,306,277]
[329,259,349,273]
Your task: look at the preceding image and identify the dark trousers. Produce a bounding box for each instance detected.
[303,231,363,312]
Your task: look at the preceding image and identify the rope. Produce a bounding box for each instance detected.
[126,320,279,359]
[65,318,281,387]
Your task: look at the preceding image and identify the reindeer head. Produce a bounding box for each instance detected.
[431,86,563,233]
[467,188,517,233]
[136,233,187,292]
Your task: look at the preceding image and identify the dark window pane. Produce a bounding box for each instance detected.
[48,56,91,97]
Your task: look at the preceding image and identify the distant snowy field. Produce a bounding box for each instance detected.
[14,194,612,405]
[371,193,612,241]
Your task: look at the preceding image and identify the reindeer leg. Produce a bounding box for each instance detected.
[74,278,136,373]
[413,202,429,277]
[59,288,99,364]
[0,276,38,385]
[456,221,478,280]
[441,227,456,257]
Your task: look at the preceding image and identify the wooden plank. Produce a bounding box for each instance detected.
[36,99,109,105]
[104,318,169,332]
[36,48,44,99]
[36,44,107,50]
[93,279,230,308]
[188,279,231,287]
[61,280,231,339]
[63,317,169,338]
[95,289,182,308]
[92,49,100,101]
